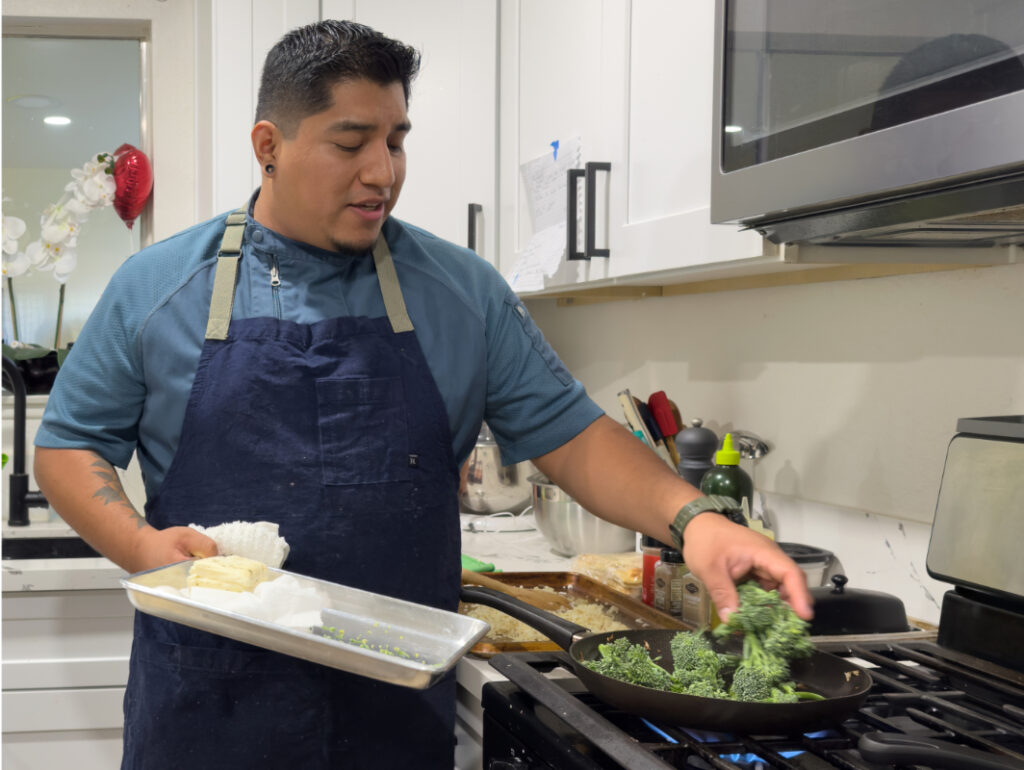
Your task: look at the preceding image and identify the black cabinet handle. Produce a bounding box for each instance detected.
[566,168,587,260]
[467,202,483,253]
[585,161,611,258]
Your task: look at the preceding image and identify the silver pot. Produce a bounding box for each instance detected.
[458,424,534,514]
[530,474,636,557]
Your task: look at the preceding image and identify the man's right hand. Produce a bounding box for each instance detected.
[127,525,219,574]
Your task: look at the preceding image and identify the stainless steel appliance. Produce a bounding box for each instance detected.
[479,415,1024,768]
[710,1,1024,247]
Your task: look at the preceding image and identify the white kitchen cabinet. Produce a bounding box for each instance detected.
[607,0,764,276]
[2,588,134,770]
[325,0,499,263]
[497,0,617,286]
[202,0,499,264]
[499,0,766,294]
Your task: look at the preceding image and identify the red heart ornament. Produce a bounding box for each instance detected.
[112,143,153,229]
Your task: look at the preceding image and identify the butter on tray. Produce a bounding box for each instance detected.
[569,552,643,598]
[187,554,269,593]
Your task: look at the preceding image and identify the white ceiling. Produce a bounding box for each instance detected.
[2,36,141,170]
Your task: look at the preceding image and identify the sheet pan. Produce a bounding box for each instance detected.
[122,561,489,689]
[458,571,687,656]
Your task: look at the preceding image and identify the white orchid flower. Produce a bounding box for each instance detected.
[82,156,106,176]
[41,217,80,245]
[53,250,78,283]
[24,241,49,268]
[65,197,92,218]
[2,249,29,277]
[2,214,27,254]
[79,172,116,207]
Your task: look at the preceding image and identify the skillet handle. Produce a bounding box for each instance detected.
[459,585,587,650]
[858,732,1023,770]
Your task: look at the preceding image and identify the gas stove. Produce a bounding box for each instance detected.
[483,622,1023,768]
[481,416,1024,769]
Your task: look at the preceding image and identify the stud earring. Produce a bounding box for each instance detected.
[265,163,275,175]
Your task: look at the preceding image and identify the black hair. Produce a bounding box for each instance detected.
[255,19,421,136]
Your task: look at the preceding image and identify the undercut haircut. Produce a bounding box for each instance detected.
[255,19,421,137]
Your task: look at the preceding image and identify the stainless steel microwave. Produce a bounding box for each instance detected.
[710,0,1024,247]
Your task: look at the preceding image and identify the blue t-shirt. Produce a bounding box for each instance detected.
[36,207,603,500]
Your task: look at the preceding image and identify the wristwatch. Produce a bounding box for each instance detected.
[669,495,744,552]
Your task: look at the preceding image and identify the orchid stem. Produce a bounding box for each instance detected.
[54,283,65,350]
[6,277,20,341]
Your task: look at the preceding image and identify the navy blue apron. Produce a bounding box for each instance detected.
[121,210,463,769]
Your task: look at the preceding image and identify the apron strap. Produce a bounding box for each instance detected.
[372,236,414,334]
[205,207,247,341]
[205,208,413,338]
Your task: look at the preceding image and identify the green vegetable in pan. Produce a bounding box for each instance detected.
[582,581,825,703]
[586,636,674,690]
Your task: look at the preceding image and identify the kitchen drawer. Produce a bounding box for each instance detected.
[3,686,126,732]
[3,728,123,770]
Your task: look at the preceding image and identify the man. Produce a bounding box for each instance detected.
[34,20,811,770]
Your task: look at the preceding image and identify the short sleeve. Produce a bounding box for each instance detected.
[34,268,147,469]
[483,287,603,464]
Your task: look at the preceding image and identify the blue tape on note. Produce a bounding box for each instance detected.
[550,139,559,160]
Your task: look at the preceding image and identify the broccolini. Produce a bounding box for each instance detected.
[581,581,824,704]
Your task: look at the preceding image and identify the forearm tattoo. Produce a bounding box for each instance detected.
[88,455,145,529]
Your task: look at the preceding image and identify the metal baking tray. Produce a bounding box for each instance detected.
[122,561,489,690]
[459,571,688,657]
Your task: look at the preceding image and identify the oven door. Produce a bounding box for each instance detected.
[710,0,1024,238]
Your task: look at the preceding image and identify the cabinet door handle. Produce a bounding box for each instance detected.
[566,168,587,260]
[585,161,611,258]
[467,202,483,253]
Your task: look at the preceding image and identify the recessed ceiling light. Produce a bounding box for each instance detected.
[44,115,72,126]
[724,125,743,133]
[8,94,59,109]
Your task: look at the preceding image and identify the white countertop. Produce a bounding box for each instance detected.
[3,556,127,592]
[3,521,127,592]
[2,512,572,592]
[459,512,574,573]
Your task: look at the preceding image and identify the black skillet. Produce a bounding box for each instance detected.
[461,585,872,734]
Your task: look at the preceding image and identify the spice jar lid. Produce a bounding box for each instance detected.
[659,548,683,563]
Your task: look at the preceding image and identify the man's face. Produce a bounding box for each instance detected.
[269,79,410,252]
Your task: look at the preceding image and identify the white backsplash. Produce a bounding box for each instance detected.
[756,490,951,626]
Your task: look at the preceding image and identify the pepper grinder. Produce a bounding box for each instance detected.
[675,418,718,489]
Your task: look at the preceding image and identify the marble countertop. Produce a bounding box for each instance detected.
[459,512,574,573]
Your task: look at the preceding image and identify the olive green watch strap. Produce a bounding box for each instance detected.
[669,494,741,552]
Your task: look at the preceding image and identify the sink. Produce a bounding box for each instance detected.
[2,536,102,560]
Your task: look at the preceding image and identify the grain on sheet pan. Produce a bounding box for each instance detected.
[459,589,628,642]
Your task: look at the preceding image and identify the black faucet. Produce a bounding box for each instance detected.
[2,355,49,526]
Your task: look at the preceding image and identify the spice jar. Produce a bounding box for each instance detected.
[652,548,685,616]
[640,534,669,606]
[681,570,721,630]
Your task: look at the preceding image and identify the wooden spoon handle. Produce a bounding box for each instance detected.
[461,568,514,593]
[460,568,570,610]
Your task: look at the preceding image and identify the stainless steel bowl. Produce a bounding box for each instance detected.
[529,474,636,557]
[459,424,534,514]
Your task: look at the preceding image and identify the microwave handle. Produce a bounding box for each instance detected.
[585,161,611,258]
[566,168,587,260]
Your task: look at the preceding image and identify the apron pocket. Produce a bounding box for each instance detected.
[316,376,411,486]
